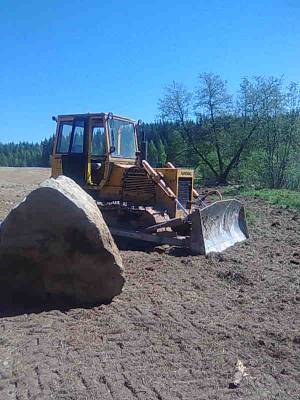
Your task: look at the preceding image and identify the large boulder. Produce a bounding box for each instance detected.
[0,176,124,309]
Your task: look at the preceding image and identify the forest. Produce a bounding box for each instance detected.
[0,139,54,169]
[0,74,299,190]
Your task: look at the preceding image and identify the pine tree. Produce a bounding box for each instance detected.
[156,139,167,166]
[148,141,158,165]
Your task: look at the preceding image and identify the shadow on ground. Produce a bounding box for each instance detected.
[0,294,111,317]
[0,259,112,317]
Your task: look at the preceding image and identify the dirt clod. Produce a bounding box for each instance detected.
[271,220,281,227]
[290,259,300,265]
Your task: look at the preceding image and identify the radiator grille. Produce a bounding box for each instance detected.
[178,178,192,209]
[122,166,156,203]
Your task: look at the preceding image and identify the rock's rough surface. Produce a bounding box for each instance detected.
[0,176,124,308]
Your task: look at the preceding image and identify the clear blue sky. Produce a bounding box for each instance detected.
[1,0,300,143]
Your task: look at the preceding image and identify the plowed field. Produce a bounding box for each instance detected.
[0,167,299,399]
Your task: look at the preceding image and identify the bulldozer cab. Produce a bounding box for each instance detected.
[52,113,138,186]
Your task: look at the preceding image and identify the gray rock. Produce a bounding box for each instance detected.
[0,176,124,308]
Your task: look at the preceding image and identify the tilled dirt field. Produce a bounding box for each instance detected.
[0,167,299,399]
[0,168,50,221]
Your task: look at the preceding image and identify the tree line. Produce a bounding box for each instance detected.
[0,137,54,168]
[0,74,299,190]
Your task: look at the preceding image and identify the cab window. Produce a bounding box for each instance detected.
[109,119,136,159]
[71,120,84,153]
[56,122,72,153]
[56,119,85,154]
[91,123,106,156]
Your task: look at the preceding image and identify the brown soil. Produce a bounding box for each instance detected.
[0,167,299,399]
[0,168,51,221]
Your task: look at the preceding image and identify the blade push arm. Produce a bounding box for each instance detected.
[142,160,188,216]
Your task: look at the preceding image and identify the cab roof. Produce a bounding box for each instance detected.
[56,112,136,123]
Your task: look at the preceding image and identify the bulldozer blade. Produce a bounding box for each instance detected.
[190,199,249,255]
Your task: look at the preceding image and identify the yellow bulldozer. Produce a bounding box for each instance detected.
[51,112,248,254]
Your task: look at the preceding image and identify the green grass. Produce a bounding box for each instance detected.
[244,208,258,225]
[224,187,300,211]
